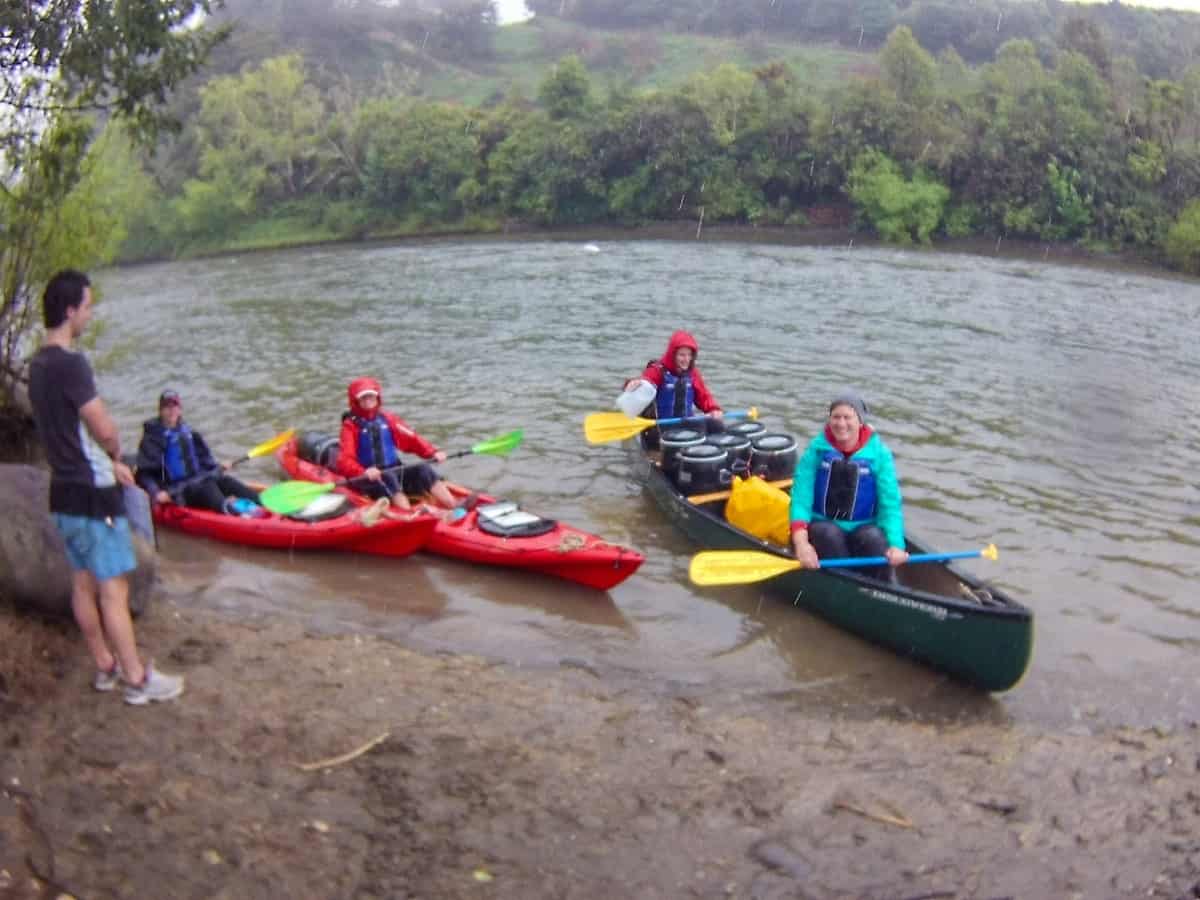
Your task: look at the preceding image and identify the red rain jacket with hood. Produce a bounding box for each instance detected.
[638,330,721,414]
[336,376,439,479]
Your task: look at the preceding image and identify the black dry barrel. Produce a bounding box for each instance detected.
[297,431,340,469]
[749,433,798,481]
[659,428,706,474]
[676,444,731,494]
[706,433,753,476]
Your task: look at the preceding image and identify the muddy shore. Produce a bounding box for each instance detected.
[2,598,1199,900]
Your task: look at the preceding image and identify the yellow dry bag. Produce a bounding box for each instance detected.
[724,476,792,546]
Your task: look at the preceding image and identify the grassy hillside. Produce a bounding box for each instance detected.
[411,17,875,105]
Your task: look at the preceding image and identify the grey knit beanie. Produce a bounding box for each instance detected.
[829,390,868,424]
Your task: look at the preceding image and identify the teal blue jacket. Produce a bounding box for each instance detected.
[789,426,905,549]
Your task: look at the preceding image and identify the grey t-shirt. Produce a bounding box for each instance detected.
[28,345,124,518]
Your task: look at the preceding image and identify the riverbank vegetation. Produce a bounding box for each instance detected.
[0,1,227,418]
[83,0,1197,277]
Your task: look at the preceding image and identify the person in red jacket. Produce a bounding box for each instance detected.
[622,330,724,425]
[335,377,460,511]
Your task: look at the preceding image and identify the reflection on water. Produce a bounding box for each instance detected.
[100,240,1200,728]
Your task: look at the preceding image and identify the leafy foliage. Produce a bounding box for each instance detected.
[1165,201,1200,275]
[41,10,1200,278]
[847,151,949,244]
[0,1,226,407]
[528,0,1200,82]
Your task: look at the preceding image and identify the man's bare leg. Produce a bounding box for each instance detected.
[96,574,146,686]
[72,570,116,673]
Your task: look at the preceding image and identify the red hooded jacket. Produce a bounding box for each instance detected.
[336,376,439,478]
[638,330,721,414]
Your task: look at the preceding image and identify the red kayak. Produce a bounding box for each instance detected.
[275,437,644,590]
[152,495,436,557]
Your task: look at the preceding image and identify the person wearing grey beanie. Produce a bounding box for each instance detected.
[788,390,909,582]
[828,390,868,426]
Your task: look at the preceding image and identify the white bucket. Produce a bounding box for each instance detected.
[615,380,656,418]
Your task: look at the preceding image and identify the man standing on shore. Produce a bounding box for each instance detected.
[27,269,183,706]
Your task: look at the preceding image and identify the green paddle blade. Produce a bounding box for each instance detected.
[259,480,336,516]
[471,429,523,456]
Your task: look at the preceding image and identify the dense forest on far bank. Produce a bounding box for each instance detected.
[77,0,1200,273]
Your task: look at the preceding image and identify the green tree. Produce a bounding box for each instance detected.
[1060,17,1112,81]
[358,101,481,222]
[1139,78,1186,151]
[1044,161,1093,239]
[598,92,725,223]
[848,150,949,243]
[488,114,606,224]
[429,0,497,60]
[738,64,824,218]
[538,56,593,120]
[880,26,937,108]
[1164,200,1200,274]
[178,54,327,237]
[1,1,226,408]
[683,64,758,147]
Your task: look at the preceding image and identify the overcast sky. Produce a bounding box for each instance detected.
[1074,0,1200,8]
[491,0,1200,24]
[494,0,532,25]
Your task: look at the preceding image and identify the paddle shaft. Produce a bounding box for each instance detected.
[654,409,756,429]
[688,478,792,505]
[819,548,986,569]
[163,466,226,499]
[338,463,404,487]
[689,544,997,586]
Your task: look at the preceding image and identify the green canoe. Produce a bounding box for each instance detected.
[632,441,1034,692]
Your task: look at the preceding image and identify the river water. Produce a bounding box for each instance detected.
[95,238,1200,729]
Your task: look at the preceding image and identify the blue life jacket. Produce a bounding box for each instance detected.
[163,425,202,482]
[813,450,877,521]
[353,416,399,468]
[655,367,695,420]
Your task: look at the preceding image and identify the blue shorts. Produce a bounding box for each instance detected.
[52,514,137,582]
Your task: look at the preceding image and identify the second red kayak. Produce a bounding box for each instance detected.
[276,436,644,590]
[152,494,436,557]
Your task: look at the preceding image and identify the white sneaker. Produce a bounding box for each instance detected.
[92,662,122,692]
[123,664,184,706]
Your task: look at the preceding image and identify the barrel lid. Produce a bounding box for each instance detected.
[707,433,751,449]
[752,433,797,452]
[680,443,727,461]
[727,421,766,436]
[660,428,705,445]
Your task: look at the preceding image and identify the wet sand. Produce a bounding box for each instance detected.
[2,600,1199,900]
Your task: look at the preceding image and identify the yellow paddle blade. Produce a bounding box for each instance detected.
[584,411,656,444]
[981,543,999,561]
[247,429,296,459]
[746,406,759,420]
[689,550,803,586]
